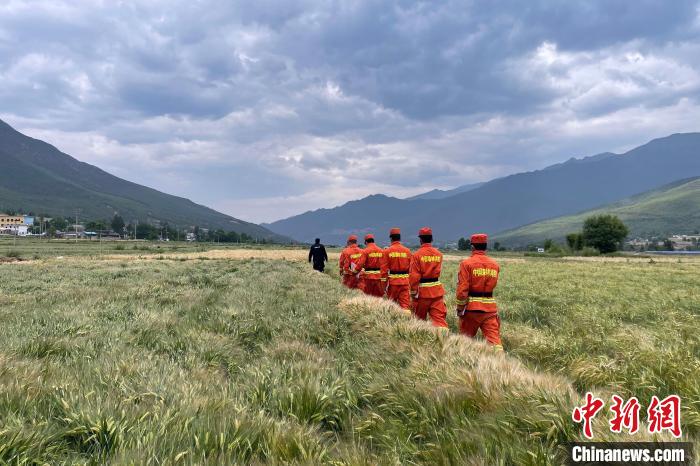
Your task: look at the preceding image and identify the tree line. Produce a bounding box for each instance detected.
[21,213,265,243]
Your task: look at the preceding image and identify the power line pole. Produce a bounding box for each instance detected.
[74,208,80,244]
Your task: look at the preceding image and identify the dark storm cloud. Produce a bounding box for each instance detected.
[265,0,700,119]
[1,0,699,222]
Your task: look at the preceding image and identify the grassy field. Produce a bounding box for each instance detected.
[0,237,305,259]
[0,242,698,464]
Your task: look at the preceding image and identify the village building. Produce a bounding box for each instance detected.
[0,213,34,236]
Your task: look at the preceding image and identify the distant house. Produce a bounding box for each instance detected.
[669,235,700,250]
[0,213,32,236]
[85,230,122,240]
[63,224,86,239]
[0,213,25,227]
[0,225,29,236]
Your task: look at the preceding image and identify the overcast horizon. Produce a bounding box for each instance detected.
[2,1,700,223]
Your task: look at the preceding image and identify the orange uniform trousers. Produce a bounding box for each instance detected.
[459,311,502,345]
[413,296,448,328]
[342,274,360,289]
[387,284,410,309]
[361,279,385,297]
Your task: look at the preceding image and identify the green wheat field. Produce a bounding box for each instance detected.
[0,239,698,464]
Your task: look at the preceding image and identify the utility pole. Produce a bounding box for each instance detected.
[74,208,80,244]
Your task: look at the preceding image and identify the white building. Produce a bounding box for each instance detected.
[0,213,31,236]
[0,225,29,236]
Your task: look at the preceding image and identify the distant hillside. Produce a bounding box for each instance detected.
[406,182,485,200]
[494,177,700,247]
[268,133,700,244]
[0,120,287,241]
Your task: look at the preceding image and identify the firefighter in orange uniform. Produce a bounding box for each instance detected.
[339,235,363,289]
[455,233,503,350]
[355,234,386,297]
[383,227,411,309]
[409,227,448,328]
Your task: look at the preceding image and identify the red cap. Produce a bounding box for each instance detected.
[418,227,432,236]
[389,227,401,235]
[471,233,488,244]
[347,235,358,242]
[364,233,374,241]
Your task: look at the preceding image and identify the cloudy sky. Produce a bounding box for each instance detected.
[2,1,700,223]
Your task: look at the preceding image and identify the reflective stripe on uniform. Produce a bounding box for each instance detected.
[455,298,468,305]
[389,273,409,278]
[364,270,382,275]
[419,281,442,288]
[468,296,496,303]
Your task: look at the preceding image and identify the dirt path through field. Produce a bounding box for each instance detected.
[97,248,529,264]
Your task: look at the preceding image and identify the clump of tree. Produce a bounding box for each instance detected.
[582,215,629,253]
[540,238,567,255]
[565,215,628,254]
[566,233,584,251]
[85,220,107,231]
[111,214,125,234]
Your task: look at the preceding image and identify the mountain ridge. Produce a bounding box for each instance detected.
[0,119,287,241]
[405,182,486,200]
[267,133,700,244]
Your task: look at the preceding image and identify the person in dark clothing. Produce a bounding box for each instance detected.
[309,238,328,272]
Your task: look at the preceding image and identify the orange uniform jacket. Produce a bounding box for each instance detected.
[409,243,445,298]
[355,243,387,281]
[382,241,411,286]
[456,250,499,312]
[338,249,347,275]
[340,244,363,276]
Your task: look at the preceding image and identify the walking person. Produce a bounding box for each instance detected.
[355,234,386,297]
[455,234,503,350]
[308,238,328,272]
[383,228,411,309]
[339,235,363,289]
[409,227,448,329]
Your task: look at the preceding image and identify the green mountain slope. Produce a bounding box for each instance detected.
[494,177,700,246]
[0,119,286,241]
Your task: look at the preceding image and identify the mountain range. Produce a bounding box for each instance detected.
[494,177,700,247]
[405,182,485,200]
[0,119,286,241]
[267,133,700,245]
